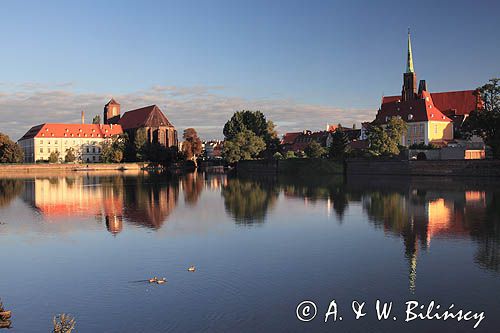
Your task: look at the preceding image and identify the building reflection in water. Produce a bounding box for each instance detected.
[362,187,499,292]
[20,173,178,233]
[19,172,229,234]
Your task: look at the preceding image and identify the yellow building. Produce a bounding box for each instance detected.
[373,31,478,147]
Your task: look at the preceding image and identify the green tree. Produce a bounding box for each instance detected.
[133,128,148,161]
[92,115,101,124]
[222,129,266,163]
[273,152,284,159]
[462,78,500,158]
[101,134,126,163]
[48,151,60,163]
[329,129,349,159]
[0,133,24,163]
[182,128,203,163]
[285,151,296,159]
[368,117,407,156]
[64,148,76,163]
[304,141,326,158]
[223,110,278,157]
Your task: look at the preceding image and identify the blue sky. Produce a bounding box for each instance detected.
[1,0,499,139]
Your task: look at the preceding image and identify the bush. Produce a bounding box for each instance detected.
[273,152,284,160]
[285,151,296,159]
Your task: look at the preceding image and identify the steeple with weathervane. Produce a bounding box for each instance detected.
[402,29,417,101]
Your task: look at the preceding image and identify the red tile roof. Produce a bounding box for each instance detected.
[119,105,174,130]
[19,123,123,141]
[430,90,479,116]
[105,98,120,106]
[374,90,452,125]
[281,132,302,145]
[376,90,478,125]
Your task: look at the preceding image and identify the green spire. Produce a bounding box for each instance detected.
[406,28,414,73]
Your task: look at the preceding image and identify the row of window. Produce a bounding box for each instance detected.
[39,147,101,154]
[39,140,99,145]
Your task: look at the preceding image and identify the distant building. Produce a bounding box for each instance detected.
[203,140,223,159]
[18,120,123,163]
[113,103,178,149]
[373,31,481,147]
[281,130,333,153]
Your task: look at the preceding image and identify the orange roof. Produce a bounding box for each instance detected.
[19,123,123,141]
[374,90,452,125]
[430,90,479,116]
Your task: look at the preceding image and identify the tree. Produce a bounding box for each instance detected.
[101,134,126,163]
[462,78,500,158]
[285,151,296,159]
[92,115,101,124]
[273,152,284,159]
[329,129,349,159]
[222,130,266,163]
[0,133,24,163]
[304,141,326,158]
[48,151,60,163]
[133,128,148,161]
[64,148,76,163]
[223,110,278,158]
[368,117,407,156]
[182,128,203,164]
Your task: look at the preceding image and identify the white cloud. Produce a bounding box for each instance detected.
[0,83,374,141]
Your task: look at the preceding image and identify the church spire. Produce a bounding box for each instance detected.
[406,28,414,73]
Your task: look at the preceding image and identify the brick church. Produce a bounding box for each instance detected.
[373,30,481,147]
[104,99,178,149]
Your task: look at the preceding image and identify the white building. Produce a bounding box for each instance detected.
[18,123,123,163]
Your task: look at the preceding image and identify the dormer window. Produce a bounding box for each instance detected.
[425,96,429,101]
[385,116,389,122]
[408,114,413,120]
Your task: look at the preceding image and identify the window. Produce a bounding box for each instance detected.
[48,141,51,145]
[408,114,413,120]
[92,147,96,153]
[92,156,96,161]
[420,124,424,134]
[86,148,90,153]
[40,140,43,144]
[434,125,438,134]
[40,148,43,153]
[48,148,51,153]
[55,140,58,144]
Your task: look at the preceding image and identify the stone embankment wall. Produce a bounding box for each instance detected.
[0,163,144,174]
[346,159,500,177]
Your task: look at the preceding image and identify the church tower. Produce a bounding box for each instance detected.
[104,98,121,124]
[402,30,417,102]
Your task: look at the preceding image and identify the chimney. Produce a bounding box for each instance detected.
[81,111,85,124]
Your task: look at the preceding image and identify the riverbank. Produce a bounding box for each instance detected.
[236,158,500,177]
[0,163,144,174]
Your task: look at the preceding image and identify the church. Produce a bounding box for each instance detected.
[104,99,178,149]
[373,31,481,147]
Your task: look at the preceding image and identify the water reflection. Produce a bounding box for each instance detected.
[221,178,279,225]
[0,179,24,208]
[1,173,499,283]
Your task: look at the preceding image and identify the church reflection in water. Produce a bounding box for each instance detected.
[280,175,500,291]
[12,173,500,290]
[20,172,226,234]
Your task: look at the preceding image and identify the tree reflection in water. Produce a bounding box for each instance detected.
[221,178,279,225]
[0,179,24,208]
[182,172,204,206]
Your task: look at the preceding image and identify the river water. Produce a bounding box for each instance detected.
[0,172,498,332]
